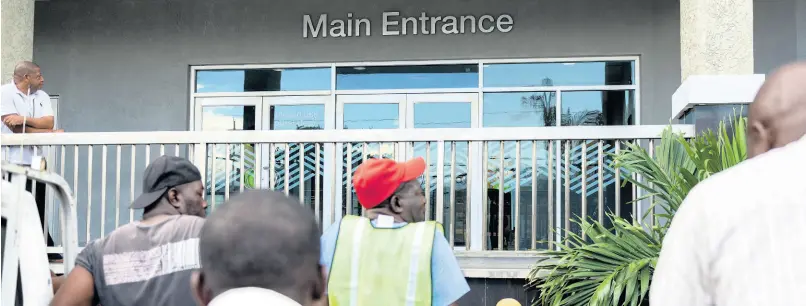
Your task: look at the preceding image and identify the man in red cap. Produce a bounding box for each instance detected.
[319,157,469,306]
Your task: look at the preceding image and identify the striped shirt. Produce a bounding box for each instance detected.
[650,134,806,306]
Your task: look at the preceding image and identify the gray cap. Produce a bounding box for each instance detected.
[131,155,202,209]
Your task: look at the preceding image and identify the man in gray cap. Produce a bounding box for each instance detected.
[51,155,207,306]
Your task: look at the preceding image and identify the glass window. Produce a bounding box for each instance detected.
[483,92,556,127]
[483,61,635,87]
[200,106,256,131]
[342,103,399,129]
[684,104,748,135]
[270,105,325,130]
[199,106,257,210]
[195,68,331,92]
[413,103,472,128]
[560,90,635,126]
[336,64,478,90]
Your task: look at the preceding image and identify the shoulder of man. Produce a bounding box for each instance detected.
[35,89,50,99]
[173,215,206,234]
[1,82,16,93]
[1,83,19,101]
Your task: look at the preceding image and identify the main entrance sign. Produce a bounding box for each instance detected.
[303,12,514,38]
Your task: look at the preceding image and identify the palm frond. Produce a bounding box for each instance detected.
[527,114,748,306]
[528,217,659,306]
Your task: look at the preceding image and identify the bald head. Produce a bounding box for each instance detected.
[12,61,43,91]
[194,190,324,305]
[13,61,39,78]
[747,61,806,158]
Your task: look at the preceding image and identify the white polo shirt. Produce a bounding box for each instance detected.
[0,82,54,165]
[208,287,302,306]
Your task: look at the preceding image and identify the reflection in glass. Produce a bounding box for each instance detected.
[268,104,325,217]
[557,140,635,238]
[483,92,556,127]
[679,104,748,135]
[270,105,325,130]
[410,103,472,244]
[560,90,635,126]
[483,61,634,87]
[411,141,469,246]
[343,103,399,129]
[195,68,331,93]
[336,64,478,90]
[413,103,472,128]
[270,143,325,221]
[201,106,257,211]
[485,141,551,250]
[201,106,256,131]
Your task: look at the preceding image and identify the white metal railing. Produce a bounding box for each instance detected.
[2,162,80,305]
[1,125,693,259]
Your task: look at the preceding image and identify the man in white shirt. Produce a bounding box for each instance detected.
[1,61,62,259]
[192,190,326,306]
[650,61,806,306]
[1,61,62,161]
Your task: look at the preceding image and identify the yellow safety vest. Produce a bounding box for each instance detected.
[328,215,440,306]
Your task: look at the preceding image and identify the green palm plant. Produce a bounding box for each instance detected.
[527,114,747,306]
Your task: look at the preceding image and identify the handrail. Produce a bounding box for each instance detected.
[0,125,695,145]
[0,125,694,258]
[1,162,80,274]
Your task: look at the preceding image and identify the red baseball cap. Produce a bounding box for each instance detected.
[352,157,426,209]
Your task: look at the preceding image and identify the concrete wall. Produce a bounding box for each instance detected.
[1,0,35,81]
[34,0,681,132]
[754,0,806,73]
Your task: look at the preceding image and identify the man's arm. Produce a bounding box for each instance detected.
[431,233,470,306]
[50,266,94,306]
[51,244,96,306]
[51,270,65,294]
[30,92,55,129]
[5,124,59,133]
[25,115,54,129]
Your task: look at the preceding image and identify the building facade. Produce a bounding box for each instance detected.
[2,0,805,304]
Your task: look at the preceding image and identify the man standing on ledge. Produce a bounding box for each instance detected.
[1,61,63,260]
[320,157,470,306]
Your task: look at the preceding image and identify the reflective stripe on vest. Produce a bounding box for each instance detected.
[328,216,439,306]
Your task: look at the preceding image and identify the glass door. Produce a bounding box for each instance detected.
[336,94,406,219]
[194,97,262,211]
[405,93,478,248]
[261,96,332,221]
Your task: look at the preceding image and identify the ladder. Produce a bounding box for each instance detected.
[1,161,79,306]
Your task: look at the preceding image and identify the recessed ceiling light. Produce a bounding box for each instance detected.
[353,67,366,71]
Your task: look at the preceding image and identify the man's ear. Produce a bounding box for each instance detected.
[191,271,212,306]
[390,194,404,214]
[167,188,180,208]
[748,121,771,158]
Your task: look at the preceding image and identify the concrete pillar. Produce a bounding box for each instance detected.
[680,0,754,81]
[1,0,36,82]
